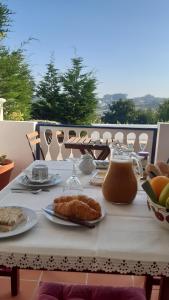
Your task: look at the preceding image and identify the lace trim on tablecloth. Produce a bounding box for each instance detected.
[0,253,169,276]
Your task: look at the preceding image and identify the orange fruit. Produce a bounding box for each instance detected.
[150,176,169,198]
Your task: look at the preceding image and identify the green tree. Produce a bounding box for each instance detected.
[157,99,169,121]
[102,99,136,124]
[0,46,34,120]
[134,109,157,124]
[0,2,12,39]
[31,59,62,120]
[61,57,98,124]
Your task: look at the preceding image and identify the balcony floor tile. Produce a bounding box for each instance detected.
[41,271,87,284]
[87,273,133,286]
[0,277,38,300]
[0,270,160,300]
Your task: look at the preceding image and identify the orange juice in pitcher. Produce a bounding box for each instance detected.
[102,150,142,204]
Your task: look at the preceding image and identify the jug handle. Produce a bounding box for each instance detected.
[131,153,143,178]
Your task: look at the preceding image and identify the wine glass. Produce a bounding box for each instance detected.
[63,157,83,195]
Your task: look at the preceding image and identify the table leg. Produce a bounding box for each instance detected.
[79,148,96,159]
[11,266,20,296]
[144,275,154,300]
[87,149,96,159]
[158,277,169,300]
[79,149,87,155]
[97,148,110,160]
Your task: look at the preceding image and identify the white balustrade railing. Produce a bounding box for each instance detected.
[38,123,157,163]
[2,121,169,179]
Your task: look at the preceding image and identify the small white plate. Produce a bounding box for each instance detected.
[17,174,61,188]
[43,204,105,227]
[24,172,54,184]
[0,206,38,238]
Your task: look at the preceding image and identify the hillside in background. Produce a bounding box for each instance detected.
[99,94,167,112]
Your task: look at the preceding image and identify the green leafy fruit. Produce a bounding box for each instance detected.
[142,180,158,203]
[165,197,169,209]
[159,183,169,206]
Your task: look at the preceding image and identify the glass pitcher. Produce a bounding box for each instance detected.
[102,148,142,204]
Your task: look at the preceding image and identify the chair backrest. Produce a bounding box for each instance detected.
[26,131,45,161]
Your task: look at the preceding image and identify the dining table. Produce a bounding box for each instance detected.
[0,160,169,300]
[64,137,111,160]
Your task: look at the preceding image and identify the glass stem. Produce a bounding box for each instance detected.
[72,162,76,177]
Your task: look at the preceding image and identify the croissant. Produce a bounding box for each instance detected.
[54,199,101,221]
[54,196,73,204]
[53,195,102,221]
[54,195,101,216]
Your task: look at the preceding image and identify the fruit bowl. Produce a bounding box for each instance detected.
[147,197,169,230]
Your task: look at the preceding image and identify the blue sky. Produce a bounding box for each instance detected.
[2,0,169,98]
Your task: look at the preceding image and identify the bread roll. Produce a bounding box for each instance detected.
[145,164,162,178]
[156,161,169,177]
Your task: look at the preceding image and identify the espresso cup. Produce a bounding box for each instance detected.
[32,164,48,180]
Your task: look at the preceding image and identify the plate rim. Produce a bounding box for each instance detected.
[0,206,38,238]
[43,203,105,227]
[18,174,61,187]
[24,173,55,184]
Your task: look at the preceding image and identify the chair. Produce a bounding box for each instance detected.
[26,131,45,161]
[37,282,146,300]
[0,266,19,296]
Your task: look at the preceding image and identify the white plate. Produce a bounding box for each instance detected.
[0,206,38,238]
[24,172,54,184]
[17,174,61,188]
[43,204,105,227]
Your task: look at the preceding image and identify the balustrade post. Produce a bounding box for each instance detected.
[0,98,6,121]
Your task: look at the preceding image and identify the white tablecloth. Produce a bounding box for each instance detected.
[0,160,169,276]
